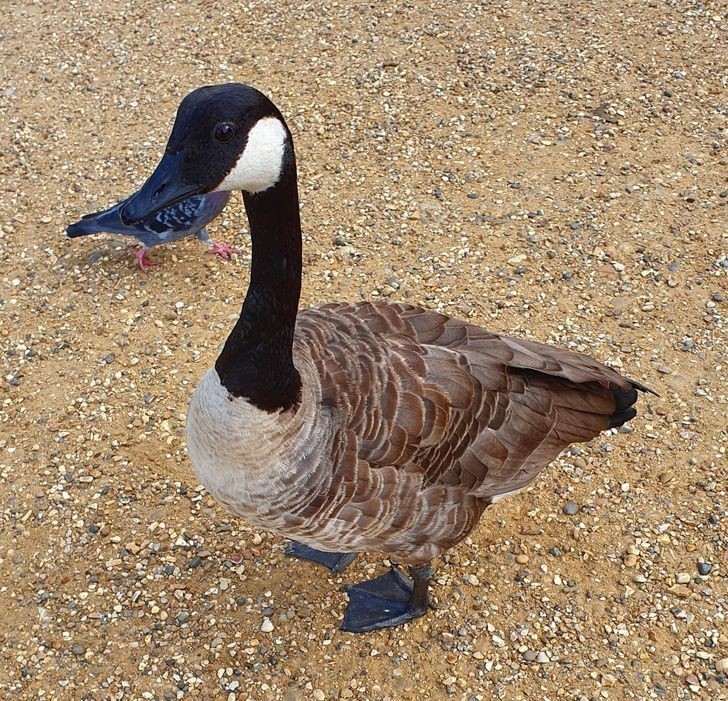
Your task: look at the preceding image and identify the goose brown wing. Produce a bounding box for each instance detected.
[297,301,645,507]
[396,302,648,497]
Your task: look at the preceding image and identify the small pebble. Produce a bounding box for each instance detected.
[176,612,190,625]
[669,584,692,598]
[563,502,579,516]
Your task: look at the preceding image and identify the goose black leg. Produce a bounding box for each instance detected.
[340,563,434,633]
[284,541,358,572]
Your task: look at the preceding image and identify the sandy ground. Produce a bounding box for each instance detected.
[0,1,726,699]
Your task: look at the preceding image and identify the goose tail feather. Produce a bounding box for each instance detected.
[608,379,656,429]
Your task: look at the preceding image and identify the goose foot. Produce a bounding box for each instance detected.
[340,564,433,633]
[284,541,358,572]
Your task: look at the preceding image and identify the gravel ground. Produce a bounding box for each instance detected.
[1,1,726,699]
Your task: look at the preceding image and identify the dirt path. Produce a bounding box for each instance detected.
[0,2,725,699]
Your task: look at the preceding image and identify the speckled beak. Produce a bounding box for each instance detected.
[121,152,201,224]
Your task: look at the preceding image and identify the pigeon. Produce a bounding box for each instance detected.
[67,190,236,271]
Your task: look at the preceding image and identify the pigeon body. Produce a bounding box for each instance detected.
[67,190,236,270]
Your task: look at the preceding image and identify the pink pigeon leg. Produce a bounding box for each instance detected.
[132,247,159,273]
[206,241,242,260]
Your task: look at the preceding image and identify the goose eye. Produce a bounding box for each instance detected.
[214,123,236,143]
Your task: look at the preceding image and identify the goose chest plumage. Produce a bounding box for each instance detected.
[122,83,651,632]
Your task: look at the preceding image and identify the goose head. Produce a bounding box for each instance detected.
[121,83,292,224]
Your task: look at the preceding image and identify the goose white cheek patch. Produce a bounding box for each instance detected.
[216,117,288,194]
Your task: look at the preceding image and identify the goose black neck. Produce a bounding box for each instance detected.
[215,162,303,412]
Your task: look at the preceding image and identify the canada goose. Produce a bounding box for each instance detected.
[67,190,235,270]
[121,83,651,632]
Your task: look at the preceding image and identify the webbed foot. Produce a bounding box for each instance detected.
[284,541,358,573]
[340,565,432,633]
